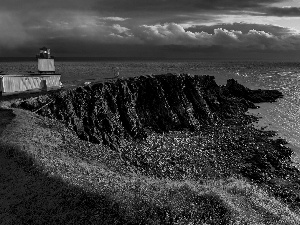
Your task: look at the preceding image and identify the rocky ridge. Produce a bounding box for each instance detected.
[13,74,282,148]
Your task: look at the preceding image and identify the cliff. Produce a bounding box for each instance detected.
[7,74,300,224]
[14,74,283,148]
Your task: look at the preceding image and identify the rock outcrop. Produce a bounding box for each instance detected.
[222,78,283,103]
[14,74,283,148]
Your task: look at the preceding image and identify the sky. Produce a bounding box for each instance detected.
[1,0,300,59]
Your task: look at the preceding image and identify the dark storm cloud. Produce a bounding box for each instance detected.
[1,0,300,58]
[90,0,283,13]
[0,0,284,14]
[0,0,95,12]
[265,7,300,17]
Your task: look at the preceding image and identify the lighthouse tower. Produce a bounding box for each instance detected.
[37,47,55,74]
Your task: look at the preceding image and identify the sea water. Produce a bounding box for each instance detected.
[0,58,252,87]
[1,58,300,155]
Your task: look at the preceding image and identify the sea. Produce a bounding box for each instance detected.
[2,58,300,163]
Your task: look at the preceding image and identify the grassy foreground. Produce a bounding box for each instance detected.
[0,106,300,225]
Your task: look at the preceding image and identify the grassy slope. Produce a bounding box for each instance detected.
[0,107,300,224]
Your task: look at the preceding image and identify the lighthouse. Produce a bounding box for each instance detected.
[0,47,61,95]
[37,47,55,74]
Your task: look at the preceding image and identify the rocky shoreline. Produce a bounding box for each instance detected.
[7,74,300,223]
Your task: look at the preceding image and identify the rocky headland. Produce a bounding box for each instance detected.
[13,74,282,146]
[4,74,300,224]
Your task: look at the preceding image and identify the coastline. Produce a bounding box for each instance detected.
[1,74,300,224]
[247,102,300,173]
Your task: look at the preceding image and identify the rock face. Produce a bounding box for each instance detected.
[222,79,283,103]
[15,74,283,148]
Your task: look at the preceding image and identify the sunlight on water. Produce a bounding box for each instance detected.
[237,62,300,168]
[246,69,300,149]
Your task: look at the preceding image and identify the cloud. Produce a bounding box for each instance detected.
[0,12,32,49]
[264,6,300,17]
[186,23,296,36]
[0,0,286,17]
[100,17,129,21]
[0,0,96,12]
[89,0,284,14]
[23,12,138,43]
[3,12,300,56]
[132,23,300,51]
[1,0,300,58]
[133,23,196,45]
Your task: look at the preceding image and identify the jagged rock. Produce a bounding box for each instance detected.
[14,74,283,147]
[223,79,283,103]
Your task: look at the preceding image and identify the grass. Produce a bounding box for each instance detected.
[0,145,126,224]
[0,107,300,224]
[1,142,299,224]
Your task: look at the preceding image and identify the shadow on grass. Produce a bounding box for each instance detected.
[0,108,16,134]
[0,144,128,225]
[0,142,235,225]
